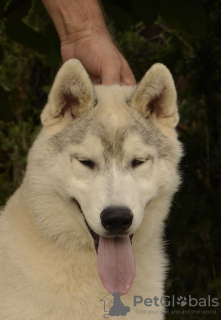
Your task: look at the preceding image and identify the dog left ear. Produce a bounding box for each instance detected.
[41,59,94,126]
[129,63,179,134]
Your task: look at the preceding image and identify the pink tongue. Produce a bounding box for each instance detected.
[97,236,136,295]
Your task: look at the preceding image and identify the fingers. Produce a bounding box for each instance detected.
[101,57,136,86]
[101,62,121,85]
[60,37,136,86]
[120,58,136,86]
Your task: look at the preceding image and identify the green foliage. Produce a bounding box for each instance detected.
[0,0,220,319]
[0,120,40,201]
[104,0,208,36]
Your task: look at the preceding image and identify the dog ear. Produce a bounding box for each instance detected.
[41,59,94,126]
[129,63,179,134]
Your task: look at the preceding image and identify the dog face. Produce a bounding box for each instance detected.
[27,60,182,243]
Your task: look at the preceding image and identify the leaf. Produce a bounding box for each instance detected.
[5,19,49,54]
[160,0,208,37]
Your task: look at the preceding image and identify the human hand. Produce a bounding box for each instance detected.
[42,0,135,85]
[61,33,136,86]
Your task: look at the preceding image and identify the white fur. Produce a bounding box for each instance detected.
[0,60,182,319]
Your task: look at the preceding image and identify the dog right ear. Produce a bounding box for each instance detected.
[41,59,95,126]
[129,63,179,137]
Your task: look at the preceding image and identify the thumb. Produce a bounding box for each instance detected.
[101,63,121,85]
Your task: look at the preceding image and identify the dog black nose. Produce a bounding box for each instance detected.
[100,206,133,234]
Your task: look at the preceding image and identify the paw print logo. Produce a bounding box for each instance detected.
[176,296,187,307]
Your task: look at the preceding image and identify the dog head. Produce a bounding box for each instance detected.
[27,59,182,246]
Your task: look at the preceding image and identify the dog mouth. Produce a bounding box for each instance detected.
[75,199,136,295]
[75,200,99,250]
[84,217,134,253]
[84,218,100,252]
[75,198,134,251]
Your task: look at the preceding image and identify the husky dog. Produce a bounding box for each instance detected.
[0,59,182,320]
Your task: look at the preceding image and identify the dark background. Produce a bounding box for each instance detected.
[0,0,220,319]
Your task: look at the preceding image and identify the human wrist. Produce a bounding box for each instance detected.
[59,23,111,46]
[53,0,111,45]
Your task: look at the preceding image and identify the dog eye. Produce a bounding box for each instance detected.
[78,159,95,169]
[131,159,145,168]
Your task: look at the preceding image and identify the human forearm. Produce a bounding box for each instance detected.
[42,0,110,44]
